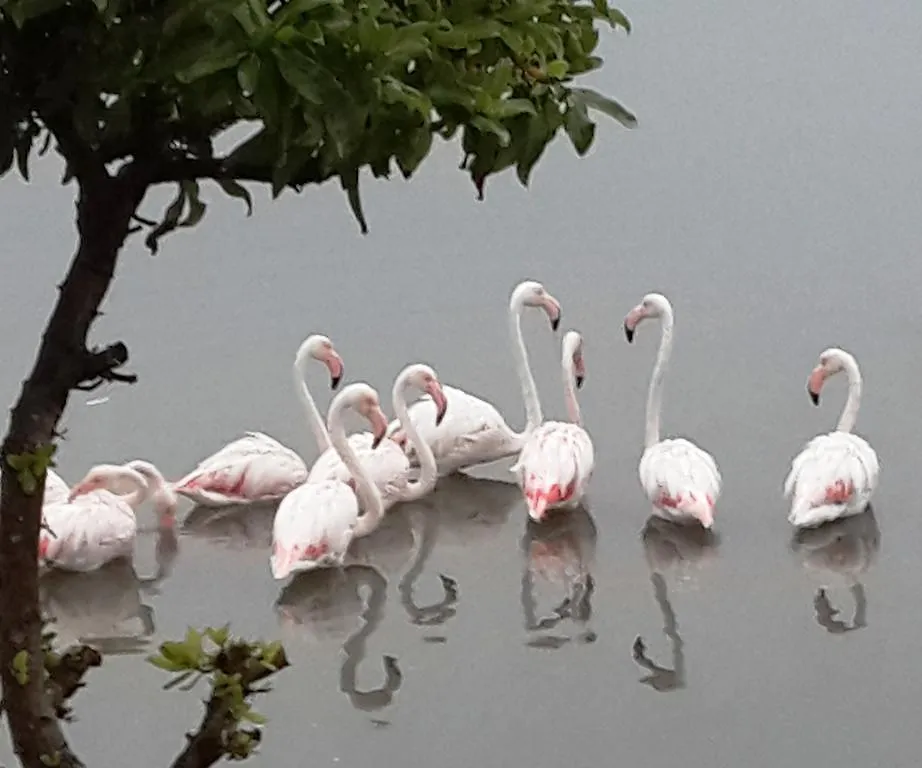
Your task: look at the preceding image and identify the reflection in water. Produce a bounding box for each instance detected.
[40,524,177,655]
[790,508,881,634]
[276,566,401,712]
[633,516,720,692]
[181,500,277,549]
[520,506,597,649]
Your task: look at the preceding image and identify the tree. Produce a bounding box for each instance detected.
[0,0,635,765]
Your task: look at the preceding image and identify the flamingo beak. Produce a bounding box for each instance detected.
[807,366,826,406]
[573,354,586,390]
[623,306,644,343]
[369,406,389,449]
[542,295,562,331]
[528,497,549,523]
[427,381,449,426]
[67,483,90,502]
[327,352,344,390]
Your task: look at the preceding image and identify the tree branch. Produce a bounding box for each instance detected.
[170,643,289,768]
[73,342,137,391]
[45,645,103,721]
[146,155,331,188]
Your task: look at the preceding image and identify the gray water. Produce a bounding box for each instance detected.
[3,0,922,765]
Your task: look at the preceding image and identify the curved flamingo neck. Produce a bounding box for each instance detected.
[328,395,384,537]
[392,370,438,501]
[508,291,542,437]
[127,460,178,517]
[835,353,862,434]
[562,347,582,427]
[293,340,332,453]
[645,303,675,450]
[111,467,151,509]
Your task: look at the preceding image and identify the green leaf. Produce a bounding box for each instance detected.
[490,99,537,119]
[18,469,37,495]
[569,87,637,128]
[237,55,260,95]
[144,186,187,255]
[6,453,29,471]
[217,179,254,216]
[175,48,246,84]
[242,708,268,725]
[340,169,368,234]
[564,99,595,156]
[274,48,324,105]
[546,60,569,80]
[147,653,186,672]
[205,625,231,647]
[11,650,29,685]
[471,116,511,147]
[395,125,432,178]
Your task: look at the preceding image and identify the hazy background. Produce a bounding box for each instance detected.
[1,0,920,765]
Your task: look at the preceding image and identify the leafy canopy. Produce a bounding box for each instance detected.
[0,0,634,239]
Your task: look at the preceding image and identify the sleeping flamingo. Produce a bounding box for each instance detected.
[173,334,344,507]
[624,293,722,529]
[512,331,594,522]
[40,460,177,572]
[784,348,879,528]
[307,364,448,510]
[387,280,562,476]
[271,383,391,580]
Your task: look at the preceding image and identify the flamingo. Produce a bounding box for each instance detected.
[784,348,879,528]
[511,331,594,522]
[387,279,562,476]
[173,334,344,507]
[270,383,391,580]
[623,293,722,529]
[40,460,177,573]
[307,364,448,509]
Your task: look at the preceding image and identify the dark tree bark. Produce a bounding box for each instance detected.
[0,171,145,768]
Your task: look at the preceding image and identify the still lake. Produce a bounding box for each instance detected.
[3,0,922,765]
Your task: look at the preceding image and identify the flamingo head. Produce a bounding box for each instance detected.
[67,464,122,501]
[563,331,586,389]
[351,385,389,449]
[807,347,854,406]
[405,364,449,426]
[125,459,179,522]
[624,293,671,343]
[307,335,345,390]
[513,280,562,331]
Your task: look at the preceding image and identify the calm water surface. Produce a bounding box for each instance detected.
[4,0,922,765]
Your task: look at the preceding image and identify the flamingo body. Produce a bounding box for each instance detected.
[390,386,521,476]
[640,438,722,527]
[271,480,360,579]
[40,490,137,572]
[44,469,70,506]
[512,422,594,522]
[784,432,879,528]
[174,432,308,507]
[307,435,411,506]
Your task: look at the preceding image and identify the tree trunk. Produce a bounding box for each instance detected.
[0,173,144,768]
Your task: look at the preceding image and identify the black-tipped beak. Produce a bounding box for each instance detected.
[372,432,384,449]
[551,314,561,332]
[435,407,446,426]
[624,323,634,343]
[331,370,343,390]
[575,374,585,390]
[808,387,820,406]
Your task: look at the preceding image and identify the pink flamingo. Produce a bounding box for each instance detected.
[40,460,177,572]
[387,280,562,476]
[307,364,448,510]
[173,334,344,507]
[271,383,390,579]
[624,293,722,529]
[784,348,880,528]
[512,331,594,522]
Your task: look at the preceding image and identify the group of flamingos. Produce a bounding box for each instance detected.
[34,280,880,580]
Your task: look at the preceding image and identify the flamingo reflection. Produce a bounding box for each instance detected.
[790,507,880,634]
[40,522,177,655]
[633,516,719,691]
[520,505,597,649]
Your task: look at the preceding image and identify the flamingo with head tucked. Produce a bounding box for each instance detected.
[624,293,722,529]
[173,334,344,507]
[40,460,177,572]
[271,383,391,580]
[784,348,879,528]
[387,280,562,476]
[511,331,594,522]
